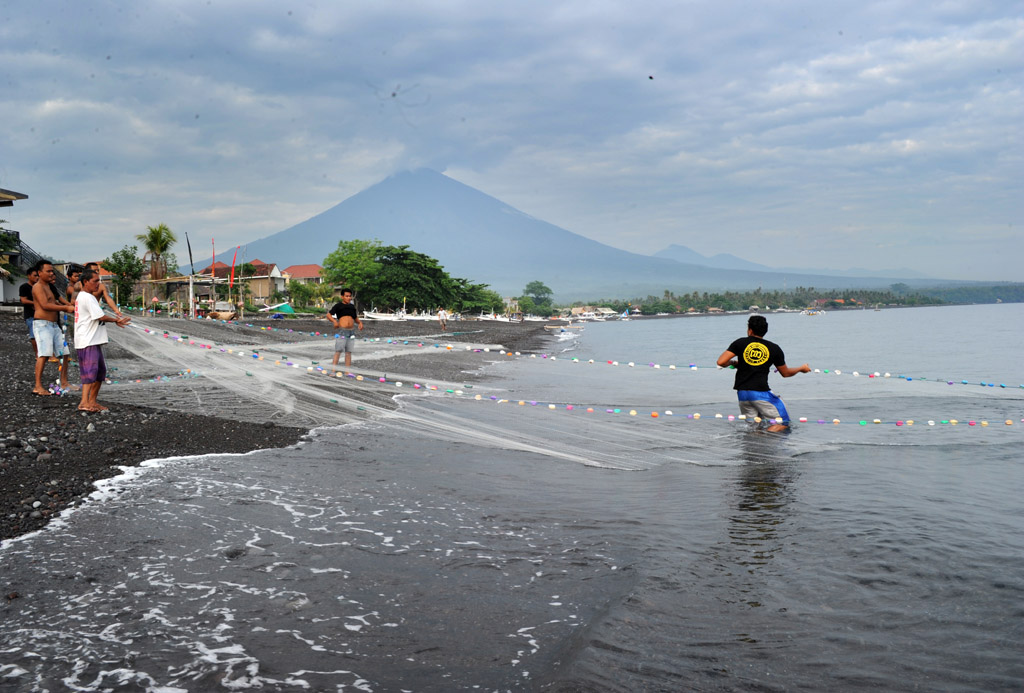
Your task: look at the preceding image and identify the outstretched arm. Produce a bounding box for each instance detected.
[778,363,811,377]
[99,284,123,316]
[716,349,738,368]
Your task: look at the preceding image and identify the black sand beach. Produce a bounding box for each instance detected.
[0,311,553,543]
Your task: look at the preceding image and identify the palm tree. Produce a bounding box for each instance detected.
[136,223,178,280]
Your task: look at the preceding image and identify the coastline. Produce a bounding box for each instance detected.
[0,312,555,543]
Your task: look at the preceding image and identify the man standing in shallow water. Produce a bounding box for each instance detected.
[717,314,810,432]
[328,288,364,368]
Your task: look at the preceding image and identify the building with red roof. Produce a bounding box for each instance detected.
[281,264,324,286]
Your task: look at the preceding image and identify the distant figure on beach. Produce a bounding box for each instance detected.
[83,262,123,317]
[65,266,82,303]
[328,288,364,368]
[64,265,83,345]
[19,267,39,355]
[74,268,131,412]
[438,307,448,331]
[30,261,74,395]
[716,314,810,432]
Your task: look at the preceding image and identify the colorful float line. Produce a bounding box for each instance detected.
[102,352,1022,429]
[117,324,1023,426]
[124,317,1023,389]
[128,320,1023,388]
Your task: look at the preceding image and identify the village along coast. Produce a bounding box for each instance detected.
[0,311,553,544]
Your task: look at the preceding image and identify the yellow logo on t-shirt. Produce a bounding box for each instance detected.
[743,342,770,366]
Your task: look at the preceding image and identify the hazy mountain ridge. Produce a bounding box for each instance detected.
[209,169,966,300]
[653,244,928,279]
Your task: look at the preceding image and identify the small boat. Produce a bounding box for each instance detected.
[363,310,406,321]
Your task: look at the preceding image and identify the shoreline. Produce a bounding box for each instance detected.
[0,312,556,543]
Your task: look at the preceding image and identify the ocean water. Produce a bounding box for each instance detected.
[1,304,1022,691]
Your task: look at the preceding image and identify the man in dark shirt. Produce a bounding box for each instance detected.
[19,267,39,354]
[328,288,364,368]
[717,314,810,432]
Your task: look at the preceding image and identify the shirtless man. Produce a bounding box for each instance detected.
[83,262,123,316]
[31,261,74,394]
[328,288,364,368]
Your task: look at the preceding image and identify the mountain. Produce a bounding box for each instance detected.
[202,169,953,300]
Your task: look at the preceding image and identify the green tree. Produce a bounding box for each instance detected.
[314,281,335,305]
[102,245,146,305]
[288,280,314,308]
[523,280,553,307]
[362,245,457,311]
[163,252,181,277]
[135,223,178,279]
[321,239,382,292]
[454,280,504,314]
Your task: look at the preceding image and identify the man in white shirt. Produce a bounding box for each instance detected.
[74,269,131,411]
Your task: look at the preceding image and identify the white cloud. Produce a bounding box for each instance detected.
[0,0,1020,281]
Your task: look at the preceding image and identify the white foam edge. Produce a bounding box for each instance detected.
[0,437,313,553]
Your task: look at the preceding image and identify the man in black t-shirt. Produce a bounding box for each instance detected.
[717,314,810,432]
[19,268,39,354]
[328,288,364,368]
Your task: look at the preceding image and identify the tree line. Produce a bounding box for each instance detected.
[582,286,949,315]
[26,227,1020,314]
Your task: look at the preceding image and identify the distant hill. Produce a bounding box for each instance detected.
[197,169,957,300]
[654,245,772,272]
[653,244,928,278]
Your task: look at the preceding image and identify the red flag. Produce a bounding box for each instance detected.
[211,239,216,276]
[229,246,239,287]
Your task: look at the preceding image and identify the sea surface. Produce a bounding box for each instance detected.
[2,304,1022,692]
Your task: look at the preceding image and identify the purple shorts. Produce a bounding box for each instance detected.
[77,344,107,385]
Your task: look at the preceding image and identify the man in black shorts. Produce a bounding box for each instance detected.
[328,288,364,368]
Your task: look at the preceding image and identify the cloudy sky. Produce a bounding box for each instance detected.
[1,1,1021,281]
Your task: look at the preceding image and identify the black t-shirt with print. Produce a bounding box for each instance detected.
[727,336,786,391]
